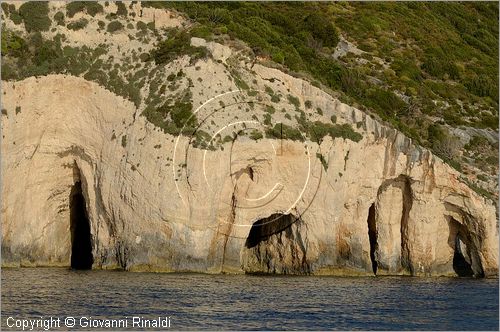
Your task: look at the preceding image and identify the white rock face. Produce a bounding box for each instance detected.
[1,73,498,277]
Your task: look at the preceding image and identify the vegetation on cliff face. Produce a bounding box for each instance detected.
[144,1,499,198]
[0,1,497,200]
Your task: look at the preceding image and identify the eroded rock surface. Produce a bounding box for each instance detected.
[2,72,497,277]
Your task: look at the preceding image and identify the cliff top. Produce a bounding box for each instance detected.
[1,1,498,201]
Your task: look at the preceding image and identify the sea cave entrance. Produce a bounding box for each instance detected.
[245,213,297,248]
[243,213,309,274]
[367,203,378,275]
[452,234,474,277]
[70,181,93,269]
[447,217,482,277]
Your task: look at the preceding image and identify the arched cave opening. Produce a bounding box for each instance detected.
[70,181,93,269]
[243,213,309,274]
[367,203,378,275]
[453,235,474,277]
[245,213,297,248]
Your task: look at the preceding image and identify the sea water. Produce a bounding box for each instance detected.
[2,268,498,330]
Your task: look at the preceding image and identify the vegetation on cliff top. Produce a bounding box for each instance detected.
[144,1,498,197]
[0,1,497,198]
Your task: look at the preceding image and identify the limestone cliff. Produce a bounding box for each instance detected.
[1,72,497,277]
[1,1,498,277]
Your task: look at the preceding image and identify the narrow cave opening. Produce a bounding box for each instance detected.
[453,235,474,277]
[248,167,254,181]
[245,214,296,248]
[70,181,93,269]
[367,203,378,275]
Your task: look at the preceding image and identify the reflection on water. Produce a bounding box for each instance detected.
[2,268,498,330]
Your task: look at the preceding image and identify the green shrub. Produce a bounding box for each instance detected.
[465,135,489,150]
[107,20,124,33]
[1,30,27,57]
[272,50,285,64]
[265,105,275,114]
[316,152,328,171]
[363,88,406,119]
[465,76,498,101]
[121,135,127,147]
[421,56,460,80]
[427,124,447,144]
[191,24,213,39]
[67,1,103,17]
[152,30,208,65]
[67,18,88,31]
[477,174,488,181]
[10,10,23,25]
[263,113,272,126]
[1,2,9,14]
[485,155,498,165]
[303,12,339,48]
[265,123,304,141]
[307,121,363,143]
[116,1,127,16]
[143,98,197,135]
[66,2,86,17]
[19,1,51,32]
[86,2,103,16]
[136,21,147,31]
[287,94,300,108]
[264,85,274,96]
[270,94,280,103]
[230,69,249,90]
[54,11,65,25]
[249,129,263,140]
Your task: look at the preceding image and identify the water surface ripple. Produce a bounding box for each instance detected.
[2,268,498,330]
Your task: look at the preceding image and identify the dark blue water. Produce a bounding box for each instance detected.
[2,268,498,330]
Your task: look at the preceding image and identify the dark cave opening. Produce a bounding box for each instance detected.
[70,181,93,270]
[245,214,297,248]
[453,235,474,277]
[367,203,378,275]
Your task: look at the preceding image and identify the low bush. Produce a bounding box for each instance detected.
[116,1,127,17]
[1,30,27,57]
[67,18,88,31]
[107,20,124,33]
[152,30,208,65]
[287,94,300,108]
[307,121,363,143]
[316,152,328,171]
[249,129,263,141]
[19,1,51,32]
[266,123,304,141]
[54,11,65,25]
[465,76,498,101]
[143,97,197,136]
[67,2,103,18]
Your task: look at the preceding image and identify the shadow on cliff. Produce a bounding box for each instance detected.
[447,216,482,277]
[70,181,93,270]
